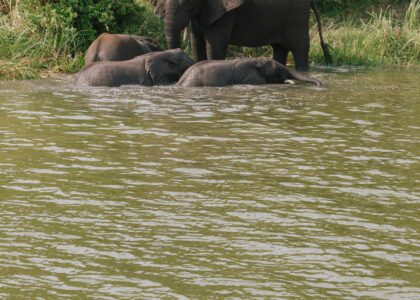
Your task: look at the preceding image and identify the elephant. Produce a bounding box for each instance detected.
[84,33,162,66]
[150,0,332,71]
[74,49,193,87]
[177,57,322,87]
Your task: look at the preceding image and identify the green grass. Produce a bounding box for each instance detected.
[0,1,82,79]
[0,0,419,79]
[0,0,163,79]
[310,0,420,67]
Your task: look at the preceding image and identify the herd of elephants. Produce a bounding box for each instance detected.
[74,0,333,88]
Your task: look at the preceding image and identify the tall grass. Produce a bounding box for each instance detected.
[310,0,420,66]
[0,0,163,79]
[0,0,419,79]
[0,1,82,79]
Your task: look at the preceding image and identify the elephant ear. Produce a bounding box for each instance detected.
[254,59,269,75]
[145,54,178,85]
[201,0,245,26]
[255,58,289,83]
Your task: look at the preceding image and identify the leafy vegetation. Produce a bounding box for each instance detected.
[0,0,164,79]
[0,0,419,79]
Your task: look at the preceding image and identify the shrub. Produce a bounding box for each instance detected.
[0,0,164,79]
[32,0,164,52]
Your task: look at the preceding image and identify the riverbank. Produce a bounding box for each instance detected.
[310,1,420,67]
[0,0,163,80]
[0,0,419,80]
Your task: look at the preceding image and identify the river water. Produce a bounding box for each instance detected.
[0,69,419,299]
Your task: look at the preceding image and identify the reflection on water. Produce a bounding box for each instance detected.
[1,70,419,299]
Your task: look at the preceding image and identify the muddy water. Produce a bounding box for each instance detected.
[0,69,419,299]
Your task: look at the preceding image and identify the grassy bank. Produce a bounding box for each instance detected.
[0,0,419,80]
[0,5,80,79]
[310,0,420,67]
[0,0,163,79]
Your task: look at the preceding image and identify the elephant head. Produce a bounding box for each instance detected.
[145,48,193,84]
[254,58,322,86]
[254,58,291,84]
[151,0,244,49]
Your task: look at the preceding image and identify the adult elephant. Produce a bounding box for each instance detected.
[84,33,162,66]
[178,57,322,87]
[74,49,193,87]
[150,0,332,71]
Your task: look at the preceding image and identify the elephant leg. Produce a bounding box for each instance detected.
[292,48,309,72]
[204,13,234,60]
[206,40,228,60]
[190,21,207,62]
[272,44,289,66]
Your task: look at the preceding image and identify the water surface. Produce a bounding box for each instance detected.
[0,69,419,299]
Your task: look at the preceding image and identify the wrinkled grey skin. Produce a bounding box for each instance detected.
[84,33,162,66]
[75,49,193,87]
[177,57,322,87]
[150,0,332,71]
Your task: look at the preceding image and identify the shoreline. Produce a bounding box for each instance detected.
[1,1,419,80]
[4,65,420,85]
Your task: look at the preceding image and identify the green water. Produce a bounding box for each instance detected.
[0,70,419,299]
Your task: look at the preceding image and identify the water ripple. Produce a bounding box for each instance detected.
[0,71,419,298]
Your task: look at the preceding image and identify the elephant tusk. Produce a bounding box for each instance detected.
[183,28,189,42]
[285,79,296,85]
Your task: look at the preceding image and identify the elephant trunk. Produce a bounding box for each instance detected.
[289,69,322,86]
[165,0,181,49]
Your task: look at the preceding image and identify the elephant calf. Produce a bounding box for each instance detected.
[74,49,193,87]
[84,33,162,66]
[178,58,322,87]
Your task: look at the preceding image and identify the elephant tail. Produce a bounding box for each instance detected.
[289,69,322,86]
[84,40,101,65]
[138,36,163,52]
[85,53,100,65]
[311,0,333,65]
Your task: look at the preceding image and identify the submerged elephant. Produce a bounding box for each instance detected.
[177,57,322,87]
[150,0,332,71]
[84,33,162,66]
[74,49,193,87]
